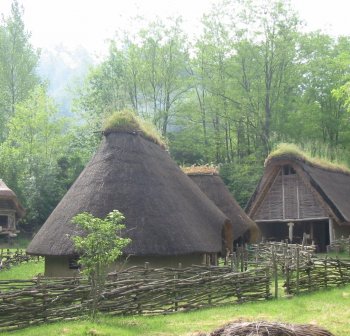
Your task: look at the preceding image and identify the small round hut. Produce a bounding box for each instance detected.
[183,166,261,244]
[0,179,25,238]
[27,111,232,276]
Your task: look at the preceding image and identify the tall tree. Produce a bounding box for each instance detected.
[0,86,69,228]
[0,0,40,141]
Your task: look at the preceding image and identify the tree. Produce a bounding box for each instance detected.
[71,210,131,319]
[0,86,69,229]
[0,0,40,141]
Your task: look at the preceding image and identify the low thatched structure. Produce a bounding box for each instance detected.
[0,179,24,238]
[27,112,232,276]
[183,166,260,243]
[206,321,334,336]
[246,144,350,250]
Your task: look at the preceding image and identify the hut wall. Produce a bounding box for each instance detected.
[254,169,327,221]
[45,254,206,277]
[45,256,79,277]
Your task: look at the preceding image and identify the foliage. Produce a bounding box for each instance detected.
[103,110,167,148]
[71,210,131,319]
[0,86,71,230]
[0,0,40,141]
[220,156,264,208]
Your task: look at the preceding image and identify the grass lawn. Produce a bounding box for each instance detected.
[0,284,348,335]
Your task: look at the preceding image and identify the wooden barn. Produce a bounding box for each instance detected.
[183,166,261,244]
[0,179,24,239]
[246,145,350,251]
[27,112,233,276]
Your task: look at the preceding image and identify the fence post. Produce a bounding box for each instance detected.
[307,253,312,292]
[272,248,278,299]
[324,257,328,288]
[208,268,212,305]
[296,246,300,295]
[285,259,290,295]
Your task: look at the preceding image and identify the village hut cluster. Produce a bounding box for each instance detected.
[27,111,256,276]
[22,112,350,275]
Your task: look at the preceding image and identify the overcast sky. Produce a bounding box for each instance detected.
[1,0,350,56]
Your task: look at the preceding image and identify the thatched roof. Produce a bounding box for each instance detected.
[184,167,261,242]
[0,179,25,217]
[27,132,231,257]
[246,145,350,224]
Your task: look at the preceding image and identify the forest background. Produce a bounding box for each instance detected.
[1,0,350,232]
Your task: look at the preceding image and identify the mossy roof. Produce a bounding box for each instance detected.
[266,143,350,175]
[182,165,218,175]
[103,110,167,149]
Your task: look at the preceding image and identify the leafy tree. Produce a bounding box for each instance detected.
[71,210,131,319]
[0,0,40,141]
[0,86,69,229]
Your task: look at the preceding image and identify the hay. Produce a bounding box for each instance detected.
[182,165,218,175]
[208,321,334,336]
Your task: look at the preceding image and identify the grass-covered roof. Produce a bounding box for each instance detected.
[266,143,350,175]
[182,165,218,175]
[103,110,166,148]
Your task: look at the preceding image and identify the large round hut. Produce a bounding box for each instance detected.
[27,111,232,276]
[0,179,25,238]
[183,166,261,244]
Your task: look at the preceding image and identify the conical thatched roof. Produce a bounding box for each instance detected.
[27,131,231,257]
[246,144,350,224]
[0,179,25,217]
[183,166,261,242]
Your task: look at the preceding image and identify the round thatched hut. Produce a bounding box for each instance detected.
[0,179,25,238]
[183,166,261,243]
[27,112,232,276]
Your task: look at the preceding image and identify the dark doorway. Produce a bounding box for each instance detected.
[0,215,8,228]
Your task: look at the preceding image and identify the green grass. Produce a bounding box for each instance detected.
[103,110,166,148]
[267,143,350,173]
[1,285,349,335]
[0,259,44,280]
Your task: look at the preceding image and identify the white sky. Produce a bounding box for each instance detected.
[1,0,350,56]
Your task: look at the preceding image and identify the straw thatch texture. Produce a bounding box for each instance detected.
[0,179,25,217]
[27,132,230,257]
[208,321,334,336]
[186,172,260,242]
[246,153,350,225]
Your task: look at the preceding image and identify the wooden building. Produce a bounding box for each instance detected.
[0,179,24,239]
[246,147,350,251]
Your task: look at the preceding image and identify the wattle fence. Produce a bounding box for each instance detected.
[0,249,40,270]
[2,242,350,331]
[0,265,270,331]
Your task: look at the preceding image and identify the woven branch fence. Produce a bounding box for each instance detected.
[0,249,41,270]
[284,257,350,294]
[328,236,350,255]
[0,265,270,331]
